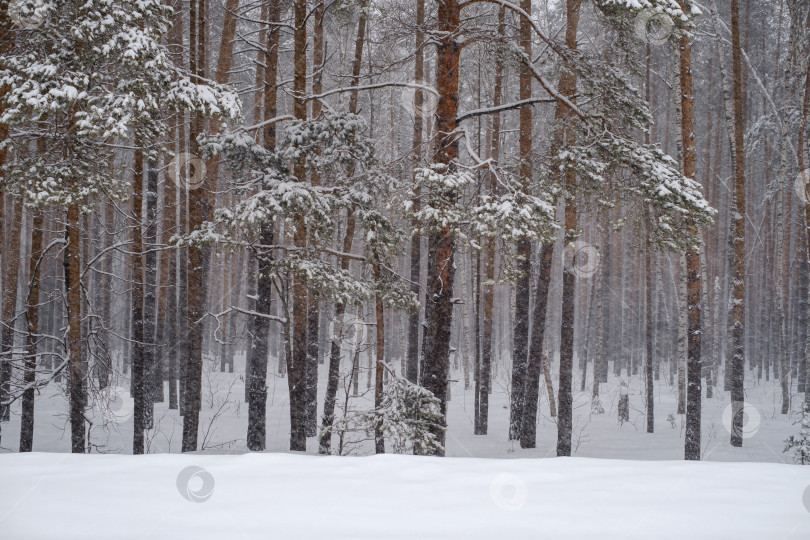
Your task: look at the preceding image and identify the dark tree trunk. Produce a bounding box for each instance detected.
[729,0,747,448]
[555,0,581,458]
[182,0,208,452]
[520,243,552,448]
[417,0,461,457]
[67,203,86,453]
[20,210,43,452]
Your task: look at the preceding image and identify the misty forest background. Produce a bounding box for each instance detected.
[1,0,810,462]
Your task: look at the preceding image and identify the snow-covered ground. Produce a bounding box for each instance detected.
[1,452,809,539]
[0,350,804,462]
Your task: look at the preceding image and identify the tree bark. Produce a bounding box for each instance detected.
[508,0,533,442]
[418,0,462,456]
[555,0,581,458]
[67,203,85,453]
[0,199,21,422]
[19,210,43,452]
[520,243,552,448]
[288,0,309,452]
[182,0,208,452]
[729,0,747,448]
[678,12,703,460]
[406,0,425,385]
[132,148,147,455]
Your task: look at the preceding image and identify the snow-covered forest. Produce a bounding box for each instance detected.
[1,0,810,537]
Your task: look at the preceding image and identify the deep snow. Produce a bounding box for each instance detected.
[1,452,809,539]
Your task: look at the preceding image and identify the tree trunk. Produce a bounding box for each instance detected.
[406,0,425,385]
[67,203,85,453]
[19,210,43,452]
[476,6,504,436]
[0,198,21,422]
[288,0,309,452]
[520,243,552,448]
[555,0,581,458]
[182,0,208,452]
[508,0,534,442]
[375,264,385,454]
[245,0,281,452]
[132,148,147,455]
[418,0,462,456]
[678,15,703,460]
[729,0,747,448]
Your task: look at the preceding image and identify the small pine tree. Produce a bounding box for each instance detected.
[362,365,445,455]
[784,406,810,465]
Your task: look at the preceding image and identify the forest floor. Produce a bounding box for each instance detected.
[0,350,804,462]
[1,452,809,539]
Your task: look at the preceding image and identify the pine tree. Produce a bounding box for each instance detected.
[784,406,810,465]
[0,0,239,452]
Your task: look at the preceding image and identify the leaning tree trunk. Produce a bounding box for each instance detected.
[318,3,366,454]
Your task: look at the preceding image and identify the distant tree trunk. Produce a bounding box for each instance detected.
[19,210,43,452]
[508,0,533,442]
[375,264,385,454]
[677,254,687,415]
[418,0,462,456]
[556,0,581,458]
[678,12,703,460]
[318,2,367,455]
[406,0,425,385]
[67,202,86,453]
[729,0,747,447]
[798,5,810,412]
[645,217,654,434]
